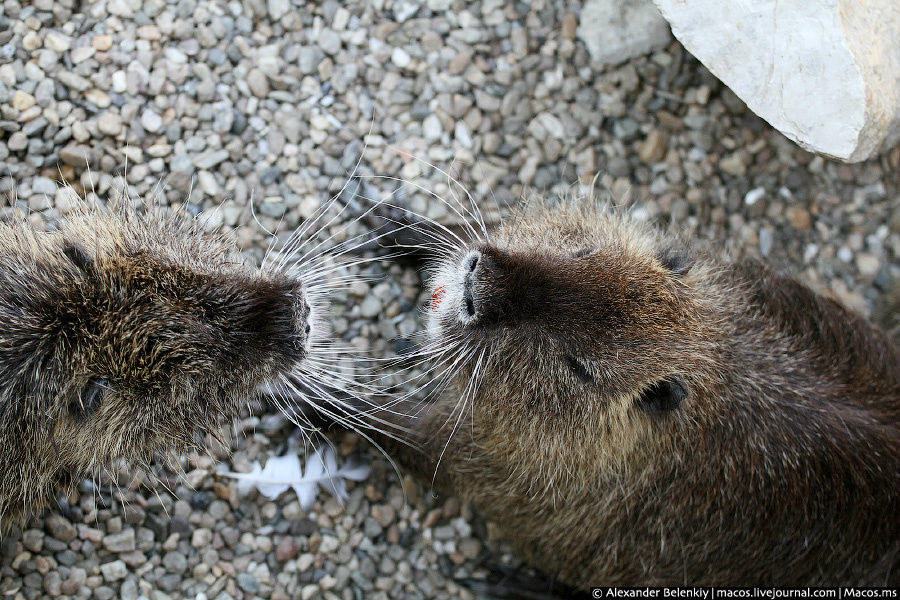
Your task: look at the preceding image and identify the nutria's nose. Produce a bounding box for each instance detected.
[287,284,312,341]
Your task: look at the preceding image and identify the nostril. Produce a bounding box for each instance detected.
[464,289,476,318]
[467,254,479,272]
[304,322,311,335]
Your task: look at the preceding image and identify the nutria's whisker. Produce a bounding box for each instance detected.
[356,176,479,246]
[378,146,491,243]
[430,345,484,481]
[262,126,375,274]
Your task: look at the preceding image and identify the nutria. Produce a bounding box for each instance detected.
[0,195,323,531]
[368,200,900,587]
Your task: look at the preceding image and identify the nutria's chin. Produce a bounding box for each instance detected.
[0,203,314,530]
[379,201,900,587]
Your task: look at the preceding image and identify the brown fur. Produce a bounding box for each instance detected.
[377,202,900,587]
[0,201,311,530]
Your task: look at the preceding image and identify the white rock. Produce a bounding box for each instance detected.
[111,71,128,93]
[198,171,220,196]
[44,31,71,52]
[267,0,289,20]
[391,47,411,68]
[97,112,123,136]
[578,0,671,66]
[107,0,140,16]
[141,109,163,133]
[164,47,187,64]
[393,1,421,23]
[70,46,95,64]
[744,187,765,206]
[422,114,442,141]
[99,560,127,582]
[11,91,35,111]
[454,121,473,148]
[654,0,900,162]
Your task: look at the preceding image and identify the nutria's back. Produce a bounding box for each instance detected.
[379,201,900,587]
[0,201,314,529]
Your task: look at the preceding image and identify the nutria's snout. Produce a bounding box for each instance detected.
[451,246,547,328]
[241,279,313,360]
[430,247,512,330]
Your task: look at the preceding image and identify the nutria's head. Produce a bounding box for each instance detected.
[425,202,718,463]
[0,205,314,524]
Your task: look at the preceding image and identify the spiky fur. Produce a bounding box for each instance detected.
[379,201,900,587]
[0,201,309,530]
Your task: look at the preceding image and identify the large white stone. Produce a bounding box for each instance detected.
[578,0,672,66]
[654,0,900,162]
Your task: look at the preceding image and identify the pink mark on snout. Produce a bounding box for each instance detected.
[431,286,446,309]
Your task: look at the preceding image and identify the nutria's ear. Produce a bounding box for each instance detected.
[636,376,689,414]
[62,244,93,273]
[657,246,694,277]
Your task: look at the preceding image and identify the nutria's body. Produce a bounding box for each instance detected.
[380,202,900,587]
[0,201,313,530]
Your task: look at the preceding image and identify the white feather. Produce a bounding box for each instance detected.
[223,445,371,511]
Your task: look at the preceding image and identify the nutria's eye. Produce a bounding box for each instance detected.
[572,247,595,258]
[657,246,694,276]
[62,244,93,272]
[566,356,594,383]
[70,378,109,421]
[636,376,689,415]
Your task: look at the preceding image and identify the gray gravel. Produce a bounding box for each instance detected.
[1,0,900,599]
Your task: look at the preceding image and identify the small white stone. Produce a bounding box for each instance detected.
[141,109,163,133]
[454,121,473,148]
[0,65,16,86]
[44,31,71,52]
[97,112,123,136]
[856,253,880,277]
[296,553,315,572]
[359,295,383,319]
[84,89,111,108]
[23,63,44,81]
[70,46,95,63]
[32,177,56,195]
[393,0,421,22]
[300,585,319,600]
[111,71,128,93]
[22,32,42,51]
[198,171,219,196]
[267,0,289,20]
[100,560,127,582]
[422,114,442,141]
[165,47,187,64]
[536,112,565,139]
[744,187,766,206]
[391,47,411,68]
[71,121,91,142]
[11,90,36,111]
[333,8,350,30]
[108,0,139,17]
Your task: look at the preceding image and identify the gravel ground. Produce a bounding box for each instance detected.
[1,1,899,599]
